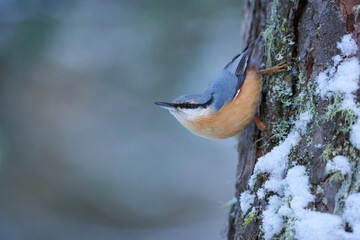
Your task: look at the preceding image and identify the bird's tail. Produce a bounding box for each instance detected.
[226,34,263,76]
[248,33,264,68]
[224,34,263,96]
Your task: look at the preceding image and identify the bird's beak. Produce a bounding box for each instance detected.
[154,102,175,110]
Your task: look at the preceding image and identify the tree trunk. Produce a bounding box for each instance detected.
[228,0,360,239]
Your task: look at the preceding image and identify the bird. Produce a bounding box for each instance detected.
[155,38,288,139]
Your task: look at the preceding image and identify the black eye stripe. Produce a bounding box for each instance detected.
[174,96,214,109]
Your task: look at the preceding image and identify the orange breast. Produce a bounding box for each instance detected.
[187,66,261,139]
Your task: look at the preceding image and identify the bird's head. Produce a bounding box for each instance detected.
[155,93,214,123]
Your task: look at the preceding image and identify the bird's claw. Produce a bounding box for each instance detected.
[259,62,290,75]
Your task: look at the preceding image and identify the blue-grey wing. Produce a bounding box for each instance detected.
[225,41,256,96]
[205,71,238,111]
[207,41,255,111]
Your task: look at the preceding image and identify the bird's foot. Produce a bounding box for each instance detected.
[259,62,290,75]
[254,116,266,136]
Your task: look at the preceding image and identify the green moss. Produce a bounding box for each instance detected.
[296,69,318,117]
[328,170,344,184]
[252,0,360,237]
[342,110,357,132]
[243,210,257,226]
[261,0,299,157]
[262,0,294,74]
[271,119,291,143]
[272,81,293,107]
[316,185,324,195]
[262,27,276,69]
[262,0,280,67]
[306,47,314,53]
[320,144,333,162]
[306,133,312,146]
[323,92,356,135]
[298,69,306,85]
[334,161,360,215]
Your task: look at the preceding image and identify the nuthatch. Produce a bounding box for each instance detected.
[155,39,288,139]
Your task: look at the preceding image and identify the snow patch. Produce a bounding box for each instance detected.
[249,111,312,192]
[239,190,255,214]
[250,113,312,239]
[257,188,265,199]
[316,56,360,102]
[343,193,360,236]
[260,164,359,240]
[284,167,352,240]
[332,54,342,65]
[242,34,360,239]
[295,211,344,240]
[330,58,360,99]
[337,34,358,57]
[315,33,360,150]
[350,118,360,150]
[262,196,283,240]
[326,155,351,175]
[285,166,314,212]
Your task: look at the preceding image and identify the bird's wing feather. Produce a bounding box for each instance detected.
[208,41,256,111]
[226,41,255,97]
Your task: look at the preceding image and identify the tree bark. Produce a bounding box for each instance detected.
[228,0,360,239]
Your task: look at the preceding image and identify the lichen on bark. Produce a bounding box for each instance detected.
[228,0,360,239]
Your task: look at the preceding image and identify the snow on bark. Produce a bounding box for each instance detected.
[315,33,360,150]
[326,156,351,175]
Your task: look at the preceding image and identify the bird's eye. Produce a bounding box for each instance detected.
[185,103,191,108]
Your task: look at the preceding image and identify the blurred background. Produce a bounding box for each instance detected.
[0,0,243,239]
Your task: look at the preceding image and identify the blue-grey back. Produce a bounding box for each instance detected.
[204,70,238,111]
[172,40,256,112]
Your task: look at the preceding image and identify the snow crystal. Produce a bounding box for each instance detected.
[264,178,284,193]
[329,58,360,98]
[316,71,330,98]
[278,205,292,217]
[239,190,255,214]
[284,166,314,212]
[332,55,342,65]
[350,118,360,150]
[257,188,265,199]
[316,33,360,100]
[343,193,360,236]
[326,155,351,175]
[337,34,358,57]
[295,111,313,135]
[262,196,283,240]
[253,129,298,178]
[316,57,360,101]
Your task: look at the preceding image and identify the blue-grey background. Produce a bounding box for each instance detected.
[0,1,242,239]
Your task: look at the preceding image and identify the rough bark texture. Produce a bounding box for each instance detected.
[228,0,360,239]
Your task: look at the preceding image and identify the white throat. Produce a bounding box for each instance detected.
[169,107,211,122]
